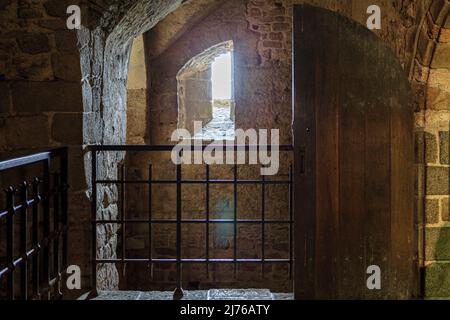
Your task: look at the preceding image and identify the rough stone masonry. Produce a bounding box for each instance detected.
[0,0,449,298]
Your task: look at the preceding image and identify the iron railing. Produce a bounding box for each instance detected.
[0,148,68,300]
[89,145,293,299]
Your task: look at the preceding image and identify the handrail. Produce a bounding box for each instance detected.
[0,148,68,172]
[86,144,294,152]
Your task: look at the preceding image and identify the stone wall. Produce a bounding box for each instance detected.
[0,0,89,298]
[127,36,147,145]
[0,0,184,296]
[411,0,450,298]
[178,67,213,135]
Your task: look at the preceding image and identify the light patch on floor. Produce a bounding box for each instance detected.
[90,289,294,300]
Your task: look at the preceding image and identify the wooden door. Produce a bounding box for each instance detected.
[293,5,418,299]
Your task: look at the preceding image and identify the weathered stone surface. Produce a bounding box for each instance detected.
[0,114,50,150]
[431,43,450,68]
[442,198,449,221]
[12,81,82,112]
[0,82,10,114]
[126,89,146,144]
[44,0,78,17]
[439,131,449,165]
[51,113,83,144]
[0,0,12,10]
[18,7,44,19]
[426,227,450,260]
[426,198,440,224]
[427,86,450,111]
[13,54,53,81]
[17,33,50,54]
[426,263,450,297]
[425,131,438,163]
[52,53,81,81]
[426,166,450,195]
[38,19,67,31]
[55,31,78,53]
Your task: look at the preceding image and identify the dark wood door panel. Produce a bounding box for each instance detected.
[293,5,417,299]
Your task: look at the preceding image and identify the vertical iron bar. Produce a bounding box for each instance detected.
[233,164,237,278]
[173,162,183,299]
[42,158,50,299]
[148,164,153,279]
[6,187,15,300]
[120,165,126,278]
[53,173,61,298]
[261,175,265,278]
[205,165,210,278]
[31,178,40,299]
[289,164,293,279]
[90,151,98,293]
[60,149,68,270]
[19,182,28,300]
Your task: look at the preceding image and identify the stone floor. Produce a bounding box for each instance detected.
[89,289,294,300]
[194,106,235,140]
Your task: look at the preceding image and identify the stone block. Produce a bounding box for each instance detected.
[38,19,67,31]
[439,131,449,165]
[442,198,449,221]
[426,166,450,195]
[263,40,282,48]
[12,53,53,81]
[55,31,79,53]
[18,7,44,19]
[17,33,50,54]
[426,198,440,224]
[51,113,82,144]
[425,227,450,260]
[427,86,450,111]
[52,53,82,81]
[12,81,83,113]
[1,114,50,150]
[425,131,438,163]
[431,43,450,68]
[0,82,11,114]
[272,23,290,31]
[440,28,450,43]
[425,263,450,298]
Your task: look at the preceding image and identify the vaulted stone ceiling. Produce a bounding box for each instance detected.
[144,0,224,59]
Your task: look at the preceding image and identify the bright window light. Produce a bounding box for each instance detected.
[211,52,232,100]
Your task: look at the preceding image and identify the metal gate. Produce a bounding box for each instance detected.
[89,145,293,298]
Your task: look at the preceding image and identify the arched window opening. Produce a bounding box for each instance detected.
[177,41,235,140]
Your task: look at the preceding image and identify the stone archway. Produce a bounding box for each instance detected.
[76,0,184,290]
